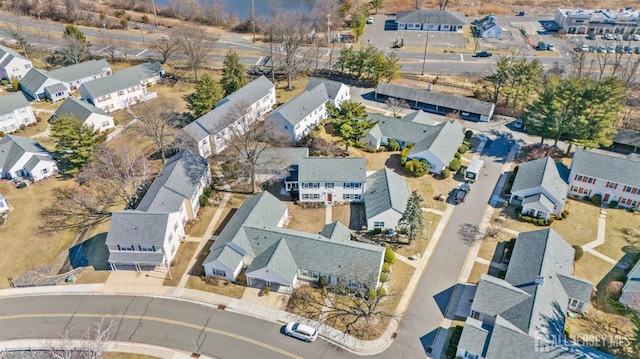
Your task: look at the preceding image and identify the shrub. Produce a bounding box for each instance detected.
[382,263,391,273]
[573,245,584,261]
[463,140,471,148]
[464,130,473,139]
[387,139,400,151]
[379,272,389,282]
[199,194,208,207]
[583,195,591,202]
[536,218,547,226]
[0,131,4,137]
[454,152,462,159]
[631,207,638,213]
[11,77,19,91]
[19,124,26,131]
[609,200,618,208]
[400,143,414,164]
[449,158,461,171]
[263,285,270,295]
[591,194,602,206]
[384,244,395,264]
[1,79,8,86]
[367,287,376,300]
[377,286,386,297]
[361,146,376,153]
[547,217,554,224]
[404,158,429,177]
[564,325,571,339]
[318,276,327,288]
[141,14,150,23]
[203,187,212,198]
[373,227,382,235]
[457,145,468,154]
[120,16,129,29]
[561,210,568,218]
[441,168,451,179]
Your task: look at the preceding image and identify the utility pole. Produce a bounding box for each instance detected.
[151,0,158,26]
[251,0,256,42]
[421,15,432,76]
[327,14,332,45]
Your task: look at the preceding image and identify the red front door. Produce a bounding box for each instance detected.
[603,193,610,203]
[327,193,332,202]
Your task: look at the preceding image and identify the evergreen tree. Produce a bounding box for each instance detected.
[327,101,374,150]
[50,116,105,174]
[221,50,247,96]
[185,73,224,118]
[399,190,425,243]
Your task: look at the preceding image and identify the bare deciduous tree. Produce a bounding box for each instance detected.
[179,25,216,81]
[97,30,118,62]
[61,37,91,65]
[50,317,115,359]
[151,35,180,63]
[385,98,409,117]
[273,12,312,90]
[118,38,133,62]
[10,19,32,59]
[130,99,179,164]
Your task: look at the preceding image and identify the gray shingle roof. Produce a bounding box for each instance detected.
[48,59,110,83]
[268,84,328,126]
[402,110,439,125]
[483,317,537,359]
[522,193,556,214]
[207,245,243,271]
[320,221,351,241]
[365,167,410,220]
[136,149,209,214]
[185,76,274,141]
[297,157,366,182]
[0,135,52,172]
[204,191,385,286]
[44,83,68,95]
[613,127,640,148]
[255,147,309,174]
[366,113,440,145]
[80,62,163,99]
[471,274,531,316]
[54,97,110,122]
[24,155,54,172]
[0,45,28,69]
[246,239,298,285]
[305,77,348,103]
[376,82,494,117]
[628,260,640,279]
[0,92,30,115]
[410,119,465,164]
[396,10,467,25]
[105,210,170,246]
[19,68,52,95]
[571,150,640,188]
[512,157,568,206]
[457,318,491,358]
[557,274,593,304]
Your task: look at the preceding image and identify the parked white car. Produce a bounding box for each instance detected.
[285,322,318,342]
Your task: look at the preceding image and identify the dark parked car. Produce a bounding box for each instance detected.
[475,51,493,57]
[635,46,640,54]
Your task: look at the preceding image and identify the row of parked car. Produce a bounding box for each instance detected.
[536,42,555,51]
[578,44,640,54]
[602,33,640,41]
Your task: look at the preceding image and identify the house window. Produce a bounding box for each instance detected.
[174,222,179,231]
[139,245,154,252]
[312,183,320,189]
[42,168,48,174]
[213,268,226,277]
[311,193,320,200]
[575,175,583,181]
[354,194,362,200]
[118,245,135,251]
[374,221,385,228]
[302,193,310,200]
[325,183,334,189]
[301,269,309,277]
[570,298,578,306]
[343,193,353,200]
[168,233,173,242]
[171,244,176,255]
[470,310,480,319]
[607,181,616,188]
[625,186,632,193]
[118,90,124,96]
[102,121,110,127]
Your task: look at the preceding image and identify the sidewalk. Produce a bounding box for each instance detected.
[0,203,458,357]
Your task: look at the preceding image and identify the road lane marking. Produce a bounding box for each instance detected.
[136,49,148,57]
[460,54,464,62]
[0,313,301,359]
[256,56,264,65]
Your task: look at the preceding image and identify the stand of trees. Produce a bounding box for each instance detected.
[327,101,375,150]
[484,56,544,110]
[336,46,401,85]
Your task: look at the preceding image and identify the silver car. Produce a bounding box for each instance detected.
[285,322,318,342]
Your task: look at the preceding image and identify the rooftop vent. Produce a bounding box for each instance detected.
[535,276,545,285]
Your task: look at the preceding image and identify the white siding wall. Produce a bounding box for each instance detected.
[568,173,640,209]
[203,260,242,282]
[409,150,447,174]
[367,209,403,230]
[84,113,115,131]
[1,57,32,80]
[298,182,365,203]
[333,85,351,108]
[510,186,565,216]
[0,105,36,133]
[293,104,326,141]
[161,212,185,264]
[29,160,57,181]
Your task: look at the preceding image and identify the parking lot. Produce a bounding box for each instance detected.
[567,34,640,54]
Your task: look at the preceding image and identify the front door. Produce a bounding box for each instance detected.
[327,193,332,203]
[603,193,610,203]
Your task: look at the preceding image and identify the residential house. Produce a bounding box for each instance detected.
[0,135,58,181]
[304,77,351,108]
[364,112,466,174]
[0,192,8,213]
[396,10,467,32]
[285,157,367,204]
[202,191,385,293]
[456,228,603,359]
[471,13,502,38]
[554,8,639,35]
[254,147,309,183]
[611,127,640,154]
[266,83,328,143]
[0,45,33,81]
[105,211,185,271]
[0,92,37,134]
[182,76,276,157]
[568,150,640,209]
[620,260,640,310]
[48,59,112,90]
[375,82,495,121]
[52,97,115,131]
[509,157,568,220]
[79,62,164,113]
[106,149,210,271]
[364,168,410,230]
[19,68,69,102]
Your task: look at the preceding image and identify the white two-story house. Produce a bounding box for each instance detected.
[285,157,367,205]
[79,62,164,113]
[106,149,210,271]
[182,75,276,157]
[48,59,112,90]
[266,83,328,143]
[52,97,115,131]
[0,92,37,133]
[0,45,32,81]
[568,150,640,209]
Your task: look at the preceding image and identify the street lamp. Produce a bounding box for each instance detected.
[421,15,433,76]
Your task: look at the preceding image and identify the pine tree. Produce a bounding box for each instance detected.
[221,50,247,96]
[185,73,224,118]
[399,190,425,243]
[50,116,106,174]
[327,101,374,150]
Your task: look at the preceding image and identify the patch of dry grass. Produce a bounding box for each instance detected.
[163,241,199,287]
[394,212,440,258]
[0,177,77,288]
[19,120,49,137]
[63,267,110,284]
[468,262,489,284]
[286,285,325,321]
[102,352,159,359]
[188,205,217,238]
[150,82,192,114]
[275,75,309,104]
[331,203,352,226]
[477,231,513,262]
[186,275,246,299]
[573,252,616,286]
[551,199,600,247]
[598,209,640,261]
[285,202,326,234]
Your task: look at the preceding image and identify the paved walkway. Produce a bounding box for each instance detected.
[582,207,618,265]
[325,204,333,224]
